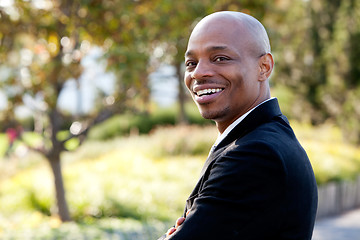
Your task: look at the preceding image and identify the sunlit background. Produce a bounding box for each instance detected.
[1,0,360,239]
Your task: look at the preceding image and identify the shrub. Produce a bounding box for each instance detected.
[143,125,217,158]
[88,104,212,141]
[88,112,171,140]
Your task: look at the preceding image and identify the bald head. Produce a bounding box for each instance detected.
[184,11,274,131]
[190,11,271,57]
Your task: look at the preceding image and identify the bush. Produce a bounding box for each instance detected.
[143,125,217,158]
[88,110,176,140]
[88,104,212,141]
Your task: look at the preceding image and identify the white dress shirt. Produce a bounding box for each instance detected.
[210,97,276,154]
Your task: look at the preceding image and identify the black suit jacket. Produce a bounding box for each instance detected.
[159,99,318,240]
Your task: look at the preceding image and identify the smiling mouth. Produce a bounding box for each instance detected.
[195,88,224,97]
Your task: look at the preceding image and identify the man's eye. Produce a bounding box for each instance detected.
[214,56,228,62]
[186,61,196,67]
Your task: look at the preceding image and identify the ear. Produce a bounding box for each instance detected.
[258,53,274,81]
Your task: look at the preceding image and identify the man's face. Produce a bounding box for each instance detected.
[184,18,264,132]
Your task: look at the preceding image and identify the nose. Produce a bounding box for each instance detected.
[191,60,214,80]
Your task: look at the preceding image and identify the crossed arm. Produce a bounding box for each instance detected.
[159,142,287,239]
[164,210,189,239]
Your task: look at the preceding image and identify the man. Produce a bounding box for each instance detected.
[159,11,318,240]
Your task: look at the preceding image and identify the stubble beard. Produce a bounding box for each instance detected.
[198,103,229,122]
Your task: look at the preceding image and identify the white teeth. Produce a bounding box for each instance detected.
[196,88,222,96]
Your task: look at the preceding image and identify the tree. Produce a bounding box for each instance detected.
[0,0,153,221]
[272,0,360,143]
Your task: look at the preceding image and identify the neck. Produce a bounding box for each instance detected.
[215,95,272,134]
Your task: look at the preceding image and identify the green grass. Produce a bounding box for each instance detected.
[0,123,359,239]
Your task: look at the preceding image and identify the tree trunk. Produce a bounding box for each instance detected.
[176,63,188,124]
[48,155,71,222]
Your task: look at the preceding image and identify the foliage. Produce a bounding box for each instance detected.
[0,124,360,238]
[88,104,212,140]
[0,0,163,221]
[88,112,173,140]
[270,0,360,143]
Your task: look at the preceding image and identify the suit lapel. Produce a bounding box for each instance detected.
[199,99,283,181]
[199,146,222,178]
[185,99,284,211]
[217,99,282,149]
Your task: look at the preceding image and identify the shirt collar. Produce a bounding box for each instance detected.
[213,97,276,147]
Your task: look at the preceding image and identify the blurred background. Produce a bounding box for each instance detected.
[0,0,360,239]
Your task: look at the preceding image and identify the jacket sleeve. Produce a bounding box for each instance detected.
[166,140,287,240]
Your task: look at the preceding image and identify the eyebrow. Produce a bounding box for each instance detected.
[185,45,228,57]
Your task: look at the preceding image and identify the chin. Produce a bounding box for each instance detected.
[200,113,213,120]
[199,109,226,121]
